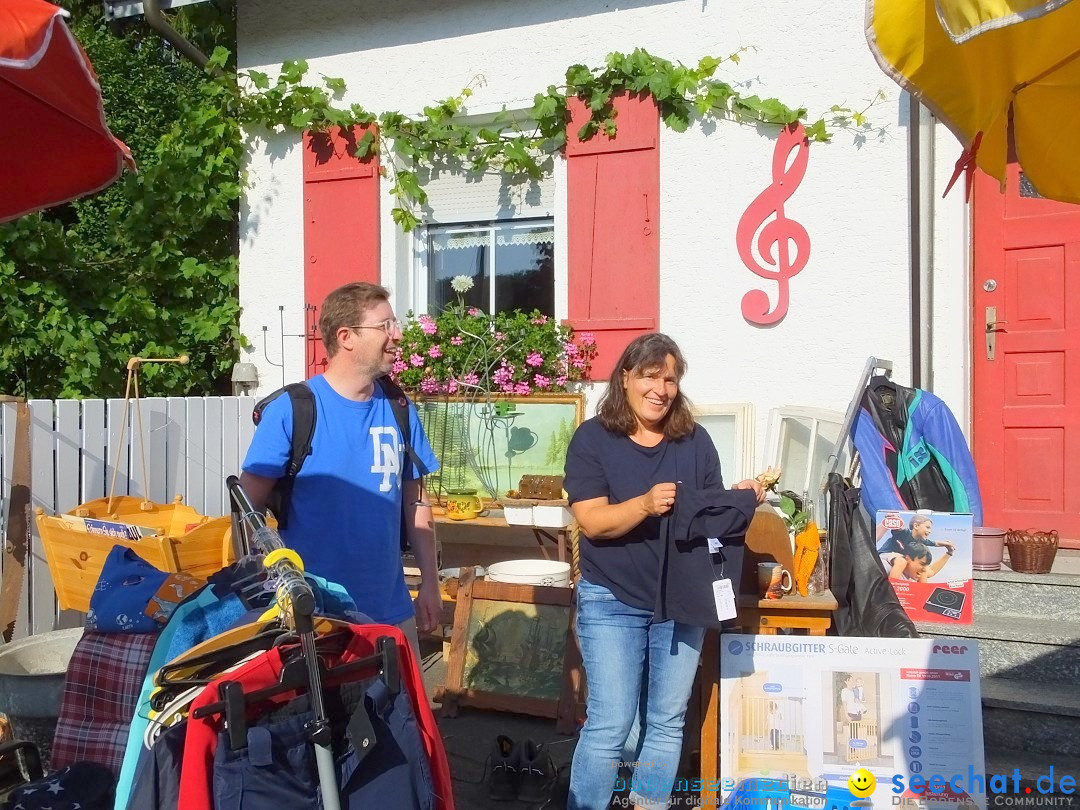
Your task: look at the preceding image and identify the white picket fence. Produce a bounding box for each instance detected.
[0,397,256,639]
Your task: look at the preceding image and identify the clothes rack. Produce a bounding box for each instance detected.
[825,355,894,483]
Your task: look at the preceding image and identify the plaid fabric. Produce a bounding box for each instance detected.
[50,631,157,776]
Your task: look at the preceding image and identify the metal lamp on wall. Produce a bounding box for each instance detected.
[231,362,259,396]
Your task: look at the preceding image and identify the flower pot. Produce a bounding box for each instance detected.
[972,527,1007,571]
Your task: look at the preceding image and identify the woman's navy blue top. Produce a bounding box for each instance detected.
[563,417,721,611]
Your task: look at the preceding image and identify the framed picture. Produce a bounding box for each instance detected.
[437,568,584,732]
[414,393,585,502]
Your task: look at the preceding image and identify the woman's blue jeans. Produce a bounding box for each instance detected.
[568,579,705,810]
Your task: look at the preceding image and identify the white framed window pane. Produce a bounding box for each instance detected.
[494,223,555,316]
[767,407,847,517]
[778,417,813,494]
[427,228,488,314]
[697,413,738,482]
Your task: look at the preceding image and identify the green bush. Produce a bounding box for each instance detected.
[0,1,242,399]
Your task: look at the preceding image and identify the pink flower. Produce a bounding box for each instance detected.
[409,353,424,367]
[534,374,551,388]
[514,381,532,396]
[526,351,544,367]
[420,376,439,394]
[565,343,579,357]
[493,366,513,386]
[392,360,408,374]
[580,332,596,346]
[572,357,586,369]
[468,307,481,316]
[463,372,480,386]
[556,375,568,386]
[495,332,506,341]
[531,315,548,325]
[428,345,442,359]
[419,315,437,336]
[450,336,463,346]
[501,383,516,393]
[446,379,459,394]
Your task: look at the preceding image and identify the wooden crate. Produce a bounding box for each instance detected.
[36,495,233,612]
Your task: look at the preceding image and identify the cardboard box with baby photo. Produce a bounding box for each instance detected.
[875,509,973,625]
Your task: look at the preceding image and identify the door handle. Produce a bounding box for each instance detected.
[985,306,1007,360]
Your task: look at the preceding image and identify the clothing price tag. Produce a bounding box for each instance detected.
[712,578,737,622]
[707,537,723,553]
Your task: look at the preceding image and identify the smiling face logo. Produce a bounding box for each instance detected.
[848,768,877,798]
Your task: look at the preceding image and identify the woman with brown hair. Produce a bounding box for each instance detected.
[564,333,764,810]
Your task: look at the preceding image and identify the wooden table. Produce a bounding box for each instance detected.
[698,590,838,808]
[431,506,570,562]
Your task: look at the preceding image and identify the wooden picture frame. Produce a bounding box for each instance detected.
[437,567,585,733]
[413,392,585,503]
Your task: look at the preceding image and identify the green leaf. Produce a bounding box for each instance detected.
[804,119,829,142]
[566,64,594,87]
[355,129,376,157]
[208,46,230,71]
[391,207,420,232]
[247,70,270,90]
[697,55,721,77]
[663,111,689,133]
[280,59,309,85]
[779,495,797,518]
[323,76,347,94]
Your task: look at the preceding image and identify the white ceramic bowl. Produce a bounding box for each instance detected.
[485,559,572,588]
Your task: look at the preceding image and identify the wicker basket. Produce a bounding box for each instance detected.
[1005,529,1059,574]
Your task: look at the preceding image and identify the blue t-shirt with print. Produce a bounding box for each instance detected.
[242,374,439,624]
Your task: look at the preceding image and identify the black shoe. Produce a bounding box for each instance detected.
[485,734,519,801]
[517,738,557,804]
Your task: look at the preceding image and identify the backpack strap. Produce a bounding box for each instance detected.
[376,375,424,554]
[376,375,423,479]
[251,382,316,529]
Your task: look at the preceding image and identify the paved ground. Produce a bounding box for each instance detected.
[416,639,703,810]
[417,639,575,809]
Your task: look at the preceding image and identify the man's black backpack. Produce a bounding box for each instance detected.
[252,375,423,551]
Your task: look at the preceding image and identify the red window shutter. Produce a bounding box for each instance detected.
[565,92,659,380]
[302,124,380,378]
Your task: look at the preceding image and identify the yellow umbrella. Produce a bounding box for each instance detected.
[866,0,1080,203]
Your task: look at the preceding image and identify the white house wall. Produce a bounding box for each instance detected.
[236,0,973,470]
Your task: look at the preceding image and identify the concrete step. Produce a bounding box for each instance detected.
[981,677,1080,758]
[974,550,1080,620]
[917,614,1080,684]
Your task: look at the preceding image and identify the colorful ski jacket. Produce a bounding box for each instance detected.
[852,378,983,525]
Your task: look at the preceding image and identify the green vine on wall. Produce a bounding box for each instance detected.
[0,26,881,399]
[231,46,881,231]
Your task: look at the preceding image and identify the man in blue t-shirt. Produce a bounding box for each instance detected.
[240,282,441,651]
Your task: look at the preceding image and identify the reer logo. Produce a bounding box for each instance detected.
[933,644,968,654]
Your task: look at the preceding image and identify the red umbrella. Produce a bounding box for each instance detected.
[0,0,135,223]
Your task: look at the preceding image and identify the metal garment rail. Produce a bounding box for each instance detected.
[225,475,341,810]
[824,356,894,485]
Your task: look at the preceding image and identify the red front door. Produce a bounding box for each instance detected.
[972,166,1080,547]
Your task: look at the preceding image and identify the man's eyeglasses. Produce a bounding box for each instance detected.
[347,319,402,336]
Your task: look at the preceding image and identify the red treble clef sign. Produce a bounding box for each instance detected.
[735,123,811,326]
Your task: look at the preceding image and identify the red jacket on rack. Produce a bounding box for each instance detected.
[177,624,454,810]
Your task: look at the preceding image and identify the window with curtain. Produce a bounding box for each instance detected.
[424,219,555,316]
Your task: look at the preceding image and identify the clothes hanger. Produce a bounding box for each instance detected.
[191,634,401,754]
